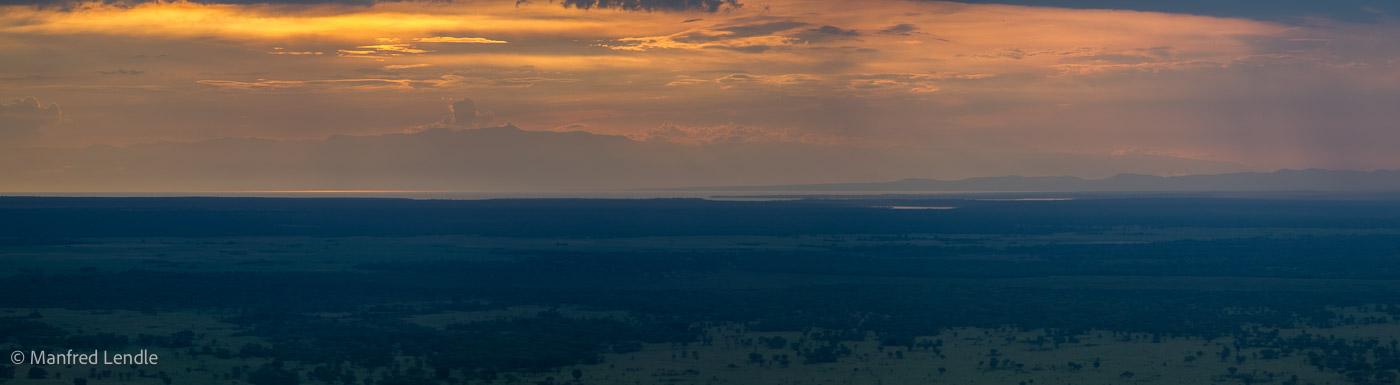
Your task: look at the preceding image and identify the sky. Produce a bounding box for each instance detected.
[2,0,1399,191]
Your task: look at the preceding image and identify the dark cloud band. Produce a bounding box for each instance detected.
[560,0,741,13]
[939,0,1399,23]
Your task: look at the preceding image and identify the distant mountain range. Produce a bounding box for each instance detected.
[0,124,1246,192]
[660,169,1400,192]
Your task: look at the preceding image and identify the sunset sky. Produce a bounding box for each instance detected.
[3,0,1400,191]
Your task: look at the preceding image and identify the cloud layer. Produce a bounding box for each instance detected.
[559,0,741,13]
[2,0,1400,190]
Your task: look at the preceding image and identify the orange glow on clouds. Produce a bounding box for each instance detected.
[3,0,1397,172]
[0,1,664,41]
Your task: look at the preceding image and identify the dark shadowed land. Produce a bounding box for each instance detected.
[3,196,1400,385]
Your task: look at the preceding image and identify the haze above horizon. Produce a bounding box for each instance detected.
[4,0,1399,191]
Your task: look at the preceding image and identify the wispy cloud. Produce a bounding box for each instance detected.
[5,0,1400,173]
[558,0,742,13]
[413,37,508,44]
[383,63,432,70]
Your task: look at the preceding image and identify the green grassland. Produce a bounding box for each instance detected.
[4,227,1400,385]
[2,304,1392,385]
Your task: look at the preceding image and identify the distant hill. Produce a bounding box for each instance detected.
[0,124,1246,192]
[658,169,1400,192]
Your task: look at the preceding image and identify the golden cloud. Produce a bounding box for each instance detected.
[414,37,508,44]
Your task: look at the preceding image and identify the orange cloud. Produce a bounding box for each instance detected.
[0,1,677,42]
[414,37,508,44]
[6,0,1396,172]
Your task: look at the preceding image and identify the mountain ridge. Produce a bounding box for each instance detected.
[654,169,1400,192]
[0,124,1250,192]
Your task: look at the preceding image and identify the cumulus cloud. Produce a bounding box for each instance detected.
[0,97,61,141]
[404,98,496,133]
[446,98,493,129]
